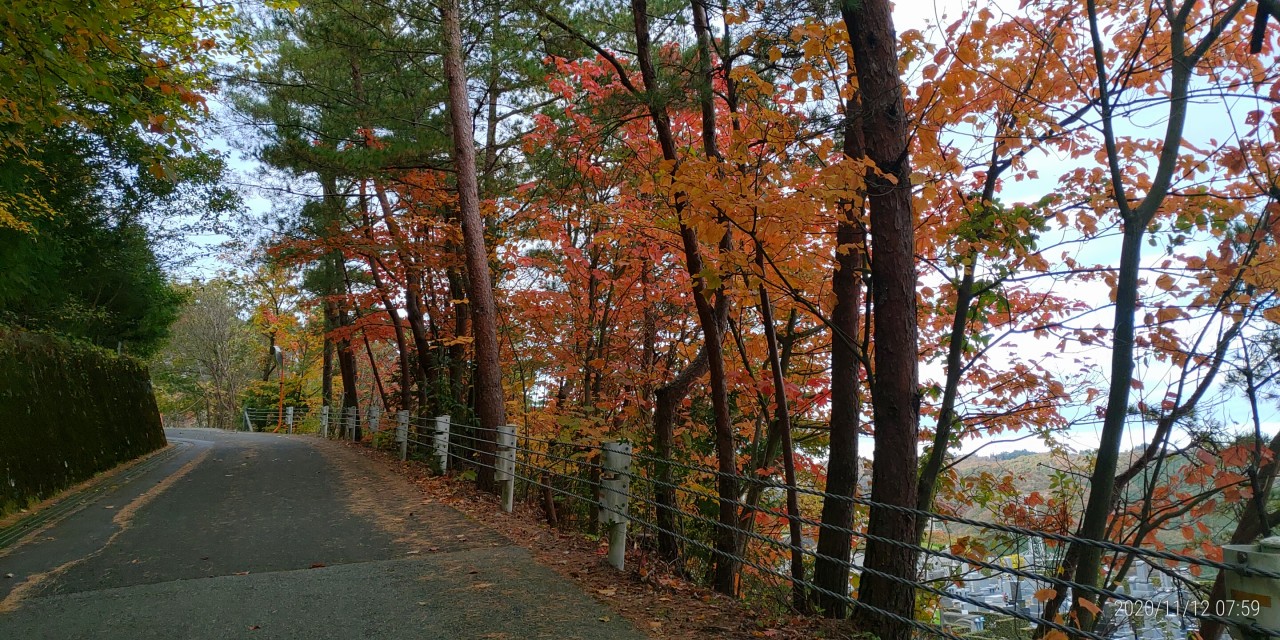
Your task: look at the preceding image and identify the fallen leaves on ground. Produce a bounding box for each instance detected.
[340,441,854,640]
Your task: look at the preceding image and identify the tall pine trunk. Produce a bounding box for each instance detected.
[841,2,921,638]
[319,175,361,437]
[442,0,505,491]
[813,84,866,619]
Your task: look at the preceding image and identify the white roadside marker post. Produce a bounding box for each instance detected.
[433,415,451,473]
[397,411,410,461]
[600,441,633,571]
[496,425,517,512]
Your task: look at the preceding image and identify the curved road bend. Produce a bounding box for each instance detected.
[0,428,645,640]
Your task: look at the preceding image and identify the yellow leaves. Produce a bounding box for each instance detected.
[1221,445,1252,468]
[1154,306,1181,324]
[1266,306,1280,325]
[697,266,722,295]
[952,37,978,66]
[1077,212,1098,235]
[0,192,54,233]
[1221,148,1248,175]
[147,162,169,180]
[1034,587,1058,603]
[1214,471,1248,490]
[1076,597,1101,616]
[1022,252,1050,272]
[1047,380,1066,397]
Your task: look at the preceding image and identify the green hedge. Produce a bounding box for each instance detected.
[1,328,167,516]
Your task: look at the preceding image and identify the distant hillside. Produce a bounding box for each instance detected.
[988,449,1040,461]
[935,446,1258,549]
[951,449,1077,497]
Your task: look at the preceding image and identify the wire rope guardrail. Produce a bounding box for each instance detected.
[610,464,1280,638]
[343,415,1280,639]
[242,406,314,433]
[624,449,1280,584]
[421,431,976,640]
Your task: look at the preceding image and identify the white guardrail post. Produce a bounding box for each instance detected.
[320,405,330,438]
[496,425,517,512]
[600,441,632,571]
[368,406,381,433]
[433,415,451,473]
[397,410,409,461]
[345,406,357,441]
[244,409,252,432]
[285,406,294,434]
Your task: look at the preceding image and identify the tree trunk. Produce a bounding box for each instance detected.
[842,2,921,638]
[813,83,867,619]
[755,248,806,612]
[628,0,739,595]
[322,324,334,409]
[652,348,709,565]
[336,310,360,436]
[318,174,361,438]
[1056,2,1206,627]
[262,332,277,382]
[336,261,363,440]
[360,328,391,411]
[447,264,471,407]
[442,0,505,492]
[358,180,414,412]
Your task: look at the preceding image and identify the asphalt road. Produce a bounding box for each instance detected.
[0,428,645,640]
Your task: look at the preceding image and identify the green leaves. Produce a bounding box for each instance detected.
[0,0,235,232]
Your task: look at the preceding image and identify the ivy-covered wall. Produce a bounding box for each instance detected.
[1,328,167,516]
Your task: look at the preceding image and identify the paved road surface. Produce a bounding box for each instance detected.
[0,429,644,639]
